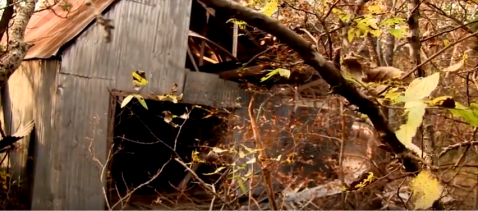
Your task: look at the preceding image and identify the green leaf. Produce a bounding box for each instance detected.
[470,102,478,110]
[388,28,406,39]
[395,101,427,147]
[121,95,135,108]
[381,17,405,26]
[236,177,248,195]
[449,102,478,126]
[403,72,440,102]
[134,94,148,110]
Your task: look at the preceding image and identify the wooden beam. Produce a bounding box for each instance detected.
[217,65,265,79]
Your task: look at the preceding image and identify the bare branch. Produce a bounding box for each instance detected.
[198,0,422,178]
[0,0,14,41]
[406,0,423,77]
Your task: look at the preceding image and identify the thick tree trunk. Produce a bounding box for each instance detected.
[0,0,37,171]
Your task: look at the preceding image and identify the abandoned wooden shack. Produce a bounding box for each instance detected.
[0,0,385,210]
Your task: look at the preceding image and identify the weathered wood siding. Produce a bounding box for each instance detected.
[1,60,59,208]
[29,0,193,209]
[182,71,246,108]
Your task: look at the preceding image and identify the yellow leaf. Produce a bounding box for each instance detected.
[192,151,206,163]
[260,0,278,17]
[260,68,291,82]
[171,96,178,104]
[370,29,380,37]
[367,5,383,14]
[227,18,247,29]
[271,154,281,161]
[396,101,427,146]
[212,147,228,153]
[443,39,450,47]
[428,96,455,108]
[179,113,189,119]
[203,166,226,175]
[158,95,167,101]
[158,94,183,104]
[410,171,443,209]
[242,144,259,153]
[342,172,376,192]
[366,18,380,30]
[121,95,135,108]
[403,72,440,102]
[348,28,355,43]
[132,70,148,87]
[238,150,246,158]
[246,157,256,164]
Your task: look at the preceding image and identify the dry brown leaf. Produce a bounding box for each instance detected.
[441,60,464,73]
[363,66,409,83]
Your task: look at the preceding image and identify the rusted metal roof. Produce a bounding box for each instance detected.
[20,0,116,59]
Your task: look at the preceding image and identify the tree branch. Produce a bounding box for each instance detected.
[407,0,423,77]
[0,0,14,41]
[0,0,37,83]
[198,0,419,172]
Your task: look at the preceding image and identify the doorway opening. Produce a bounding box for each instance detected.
[106,96,229,209]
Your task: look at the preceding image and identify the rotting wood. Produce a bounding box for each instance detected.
[198,0,420,173]
[189,30,238,61]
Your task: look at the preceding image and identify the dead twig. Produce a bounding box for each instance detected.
[110,158,171,210]
[248,95,279,210]
[378,30,478,95]
[174,158,232,209]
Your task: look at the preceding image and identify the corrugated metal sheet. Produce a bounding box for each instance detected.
[18,0,116,59]
[28,0,193,209]
[59,0,190,95]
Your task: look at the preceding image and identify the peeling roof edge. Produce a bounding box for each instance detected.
[22,0,117,60]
